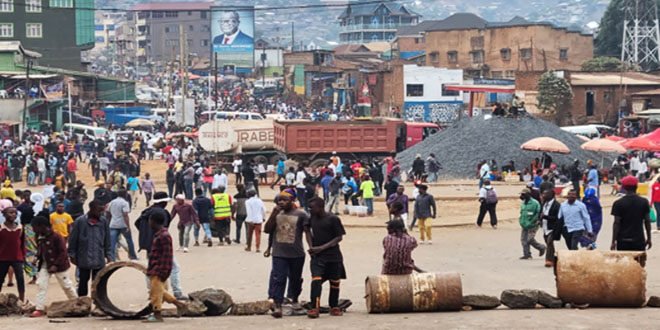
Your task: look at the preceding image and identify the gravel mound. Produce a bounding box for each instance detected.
[397,115,613,179]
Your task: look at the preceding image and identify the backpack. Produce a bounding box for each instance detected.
[485,188,498,204]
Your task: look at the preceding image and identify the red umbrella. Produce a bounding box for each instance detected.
[622,128,660,151]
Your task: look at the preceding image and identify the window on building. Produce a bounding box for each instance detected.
[0,0,13,13]
[201,39,209,47]
[429,51,439,63]
[560,48,569,61]
[189,25,194,31]
[441,85,460,97]
[0,23,13,37]
[165,11,178,18]
[152,11,164,19]
[604,91,612,104]
[470,50,484,64]
[500,48,511,61]
[26,23,42,38]
[406,84,423,97]
[49,0,73,8]
[520,48,532,60]
[447,51,458,64]
[470,36,484,49]
[165,39,179,47]
[188,11,192,16]
[164,25,178,34]
[201,11,207,19]
[25,0,41,13]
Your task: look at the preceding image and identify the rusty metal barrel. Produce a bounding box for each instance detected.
[556,250,647,307]
[365,272,463,313]
[91,261,152,319]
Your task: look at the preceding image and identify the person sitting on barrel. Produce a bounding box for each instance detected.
[381,218,423,275]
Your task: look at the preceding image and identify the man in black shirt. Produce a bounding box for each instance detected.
[611,176,652,252]
[304,197,346,318]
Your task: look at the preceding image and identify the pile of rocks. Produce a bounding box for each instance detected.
[463,291,660,310]
[397,116,613,178]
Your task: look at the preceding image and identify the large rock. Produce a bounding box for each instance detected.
[462,295,501,310]
[0,293,21,315]
[47,297,92,318]
[230,301,271,316]
[161,300,207,318]
[648,296,660,307]
[188,288,233,316]
[538,290,563,309]
[500,290,538,309]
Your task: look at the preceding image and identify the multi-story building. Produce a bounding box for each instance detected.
[338,1,420,44]
[94,11,125,50]
[0,0,95,70]
[394,13,593,79]
[127,2,212,65]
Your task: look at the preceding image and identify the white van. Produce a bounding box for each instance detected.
[214,111,264,121]
[151,108,176,122]
[561,125,613,139]
[62,124,109,141]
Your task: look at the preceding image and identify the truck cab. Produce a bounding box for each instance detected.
[397,122,441,151]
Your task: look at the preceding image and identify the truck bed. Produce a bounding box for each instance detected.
[273,119,402,155]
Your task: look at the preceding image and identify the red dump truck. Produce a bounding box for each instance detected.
[273,118,439,166]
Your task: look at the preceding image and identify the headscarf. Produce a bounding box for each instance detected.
[30,193,45,214]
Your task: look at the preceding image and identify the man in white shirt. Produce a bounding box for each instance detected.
[37,156,46,185]
[244,190,265,252]
[479,161,491,188]
[285,167,296,186]
[108,190,138,261]
[295,165,307,208]
[232,157,243,184]
[630,153,642,178]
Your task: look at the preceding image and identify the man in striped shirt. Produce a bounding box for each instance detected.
[381,219,422,275]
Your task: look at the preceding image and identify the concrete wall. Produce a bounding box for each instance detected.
[135,11,211,63]
[402,64,463,103]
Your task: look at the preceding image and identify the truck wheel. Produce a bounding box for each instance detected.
[310,158,329,169]
[253,155,268,165]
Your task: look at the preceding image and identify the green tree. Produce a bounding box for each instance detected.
[581,56,626,72]
[537,71,573,125]
[595,0,660,58]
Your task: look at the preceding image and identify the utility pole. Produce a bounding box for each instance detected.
[214,52,218,110]
[622,0,660,71]
[291,22,295,51]
[179,23,188,126]
[21,59,33,139]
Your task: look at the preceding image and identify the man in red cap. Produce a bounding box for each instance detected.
[611,176,652,251]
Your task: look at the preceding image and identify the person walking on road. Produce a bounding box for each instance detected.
[476,179,498,229]
[171,194,199,253]
[244,190,265,252]
[386,185,409,227]
[518,188,545,260]
[108,190,138,261]
[232,185,248,244]
[558,190,593,250]
[611,176,652,252]
[540,189,560,267]
[192,188,213,247]
[413,185,436,245]
[211,187,233,246]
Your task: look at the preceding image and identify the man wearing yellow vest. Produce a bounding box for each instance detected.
[211,186,233,246]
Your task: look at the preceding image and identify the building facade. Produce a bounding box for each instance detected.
[127,2,212,65]
[338,2,419,44]
[0,0,95,70]
[395,13,593,79]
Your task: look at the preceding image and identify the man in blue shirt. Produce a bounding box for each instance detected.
[587,164,599,197]
[559,190,593,250]
[270,158,287,189]
[320,170,334,201]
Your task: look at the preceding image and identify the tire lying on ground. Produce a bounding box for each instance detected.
[91,261,151,319]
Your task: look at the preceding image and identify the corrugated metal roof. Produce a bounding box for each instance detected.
[131,1,212,11]
[339,2,419,19]
[0,41,41,58]
[571,73,660,86]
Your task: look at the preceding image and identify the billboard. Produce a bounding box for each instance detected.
[211,6,255,70]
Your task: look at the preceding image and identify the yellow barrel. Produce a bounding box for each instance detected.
[556,250,647,307]
[365,272,463,313]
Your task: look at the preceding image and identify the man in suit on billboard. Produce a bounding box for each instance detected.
[213,11,253,45]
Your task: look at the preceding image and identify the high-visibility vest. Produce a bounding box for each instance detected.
[212,193,231,219]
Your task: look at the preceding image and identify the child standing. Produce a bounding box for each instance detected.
[143,209,187,323]
[141,173,155,207]
[49,202,74,240]
[0,206,26,302]
[29,216,78,317]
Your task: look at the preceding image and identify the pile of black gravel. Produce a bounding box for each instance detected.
[397,115,614,179]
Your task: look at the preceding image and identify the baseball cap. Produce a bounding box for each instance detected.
[621,175,639,188]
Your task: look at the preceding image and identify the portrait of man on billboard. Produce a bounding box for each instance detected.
[213,10,253,45]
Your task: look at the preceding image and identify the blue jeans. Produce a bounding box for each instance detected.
[184,179,194,200]
[364,198,374,215]
[199,222,212,240]
[268,256,305,304]
[110,228,138,261]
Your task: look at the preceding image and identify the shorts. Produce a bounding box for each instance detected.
[310,257,347,280]
[617,240,646,251]
[259,173,267,179]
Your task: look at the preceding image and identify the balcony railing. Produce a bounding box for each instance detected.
[340,22,414,32]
